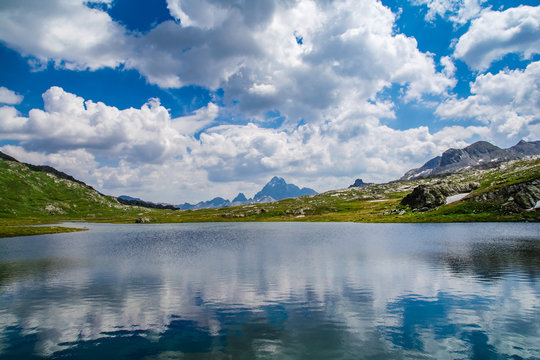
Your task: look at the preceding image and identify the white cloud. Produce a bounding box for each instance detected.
[436,61,540,146]
[0,87,23,105]
[6,1,535,203]
[411,0,486,24]
[0,86,209,164]
[0,0,454,124]
[0,0,128,70]
[440,56,456,77]
[454,5,540,70]
[0,86,490,203]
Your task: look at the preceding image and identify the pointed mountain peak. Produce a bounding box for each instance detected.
[268,176,286,185]
[233,193,248,202]
[254,176,317,201]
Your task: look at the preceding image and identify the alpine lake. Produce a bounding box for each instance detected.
[0,222,539,359]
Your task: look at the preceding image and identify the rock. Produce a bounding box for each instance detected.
[45,204,66,215]
[401,185,446,211]
[222,213,246,218]
[466,179,540,210]
[401,182,481,211]
[283,207,312,216]
[135,217,150,223]
[348,179,372,188]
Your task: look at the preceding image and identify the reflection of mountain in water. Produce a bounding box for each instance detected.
[442,238,540,281]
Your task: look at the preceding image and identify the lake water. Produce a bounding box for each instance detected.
[1,222,539,359]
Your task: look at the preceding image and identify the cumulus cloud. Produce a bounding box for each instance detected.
[0,87,23,105]
[0,0,454,124]
[0,86,491,203]
[0,86,208,164]
[5,1,533,203]
[216,0,455,121]
[436,61,540,145]
[0,0,128,70]
[454,5,540,70]
[411,0,486,24]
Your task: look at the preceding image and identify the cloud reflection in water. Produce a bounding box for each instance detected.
[0,222,539,359]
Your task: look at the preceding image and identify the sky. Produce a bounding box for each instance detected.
[0,0,539,203]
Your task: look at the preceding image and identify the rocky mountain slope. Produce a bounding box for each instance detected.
[401,140,539,180]
[508,140,540,155]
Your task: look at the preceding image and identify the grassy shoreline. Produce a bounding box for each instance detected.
[0,225,87,238]
[1,204,537,239]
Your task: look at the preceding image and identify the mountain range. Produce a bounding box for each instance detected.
[401,140,540,180]
[177,176,318,210]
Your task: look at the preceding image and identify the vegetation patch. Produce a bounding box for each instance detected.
[0,225,87,238]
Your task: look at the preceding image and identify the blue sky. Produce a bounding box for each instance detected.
[1,0,539,203]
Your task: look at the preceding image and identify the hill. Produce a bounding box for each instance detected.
[0,151,155,221]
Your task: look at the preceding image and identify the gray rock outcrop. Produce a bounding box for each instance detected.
[465,179,540,213]
[401,182,480,211]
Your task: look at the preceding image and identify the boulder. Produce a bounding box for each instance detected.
[401,185,446,211]
[401,182,480,211]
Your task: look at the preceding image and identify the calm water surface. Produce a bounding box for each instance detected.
[0,222,539,359]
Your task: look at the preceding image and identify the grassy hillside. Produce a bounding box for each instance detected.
[0,155,163,235]
[1,154,539,237]
[0,158,134,219]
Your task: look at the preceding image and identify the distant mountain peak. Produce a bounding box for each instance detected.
[268,176,286,186]
[254,177,317,201]
[508,139,540,155]
[349,179,373,188]
[176,177,316,210]
[232,193,248,202]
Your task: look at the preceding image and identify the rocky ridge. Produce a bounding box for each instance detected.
[401,140,540,180]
